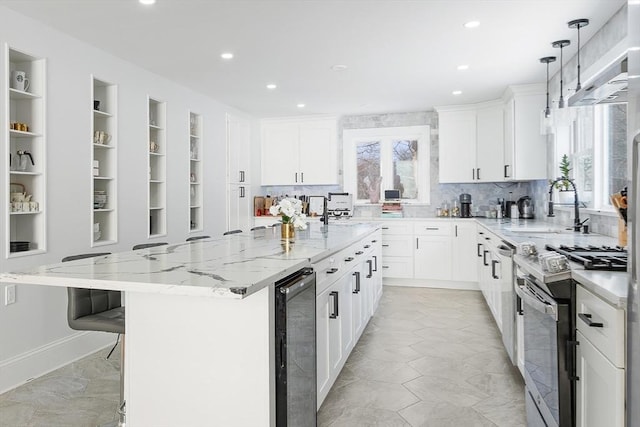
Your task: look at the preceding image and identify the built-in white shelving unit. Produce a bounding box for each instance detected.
[6,45,47,258]
[91,76,118,246]
[148,97,166,237]
[189,111,203,232]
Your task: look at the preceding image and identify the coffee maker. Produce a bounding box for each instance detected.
[459,193,472,218]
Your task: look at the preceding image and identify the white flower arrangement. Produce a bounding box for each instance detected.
[269,198,308,230]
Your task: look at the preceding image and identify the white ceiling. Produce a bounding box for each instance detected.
[0,0,627,118]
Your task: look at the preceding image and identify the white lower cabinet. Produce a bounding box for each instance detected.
[315,230,382,409]
[576,330,625,427]
[414,235,452,280]
[575,285,626,427]
[452,222,478,282]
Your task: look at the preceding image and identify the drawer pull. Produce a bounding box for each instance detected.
[326,268,339,274]
[382,227,389,230]
[382,265,390,269]
[355,251,364,255]
[364,245,371,249]
[425,227,439,231]
[382,244,390,247]
[329,291,339,319]
[371,240,378,243]
[578,313,603,328]
[344,257,354,262]
[352,271,360,294]
[477,243,483,257]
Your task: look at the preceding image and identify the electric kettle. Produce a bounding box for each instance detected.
[517,196,534,219]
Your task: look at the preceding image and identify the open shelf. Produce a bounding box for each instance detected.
[188,111,203,233]
[91,76,118,247]
[148,97,167,237]
[6,45,47,258]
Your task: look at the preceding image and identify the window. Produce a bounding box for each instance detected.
[557,103,627,210]
[343,126,430,203]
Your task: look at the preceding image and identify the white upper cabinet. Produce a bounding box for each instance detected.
[438,109,477,183]
[261,116,337,185]
[502,84,547,180]
[437,85,545,184]
[475,103,505,182]
[227,114,250,185]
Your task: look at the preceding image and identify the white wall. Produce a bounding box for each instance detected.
[0,6,257,392]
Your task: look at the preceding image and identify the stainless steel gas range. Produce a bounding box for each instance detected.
[514,245,629,427]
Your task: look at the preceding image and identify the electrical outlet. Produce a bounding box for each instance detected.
[5,285,16,305]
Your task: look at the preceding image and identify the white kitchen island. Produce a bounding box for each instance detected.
[0,222,380,426]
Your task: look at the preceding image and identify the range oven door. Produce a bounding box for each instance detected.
[515,278,573,427]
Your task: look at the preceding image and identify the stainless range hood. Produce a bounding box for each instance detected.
[568,57,628,106]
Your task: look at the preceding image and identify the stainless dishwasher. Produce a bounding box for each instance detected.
[275,267,317,427]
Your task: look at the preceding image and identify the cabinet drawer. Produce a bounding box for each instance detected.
[381,236,413,257]
[576,285,625,367]
[380,257,413,278]
[380,222,413,236]
[413,222,452,236]
[314,252,347,294]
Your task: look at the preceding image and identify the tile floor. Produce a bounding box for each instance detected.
[0,286,525,427]
[317,286,525,427]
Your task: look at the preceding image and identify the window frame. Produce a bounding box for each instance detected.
[343,125,430,204]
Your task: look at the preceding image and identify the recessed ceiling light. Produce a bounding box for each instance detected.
[297,103,306,108]
[220,52,234,60]
[464,20,480,29]
[139,0,156,5]
[452,90,462,95]
[331,64,348,72]
[457,64,469,70]
[266,84,277,90]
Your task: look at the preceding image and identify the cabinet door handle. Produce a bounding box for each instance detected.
[329,291,339,318]
[455,225,458,237]
[239,186,245,198]
[416,237,419,250]
[239,170,245,182]
[352,271,360,294]
[366,259,373,278]
[355,251,364,255]
[491,260,499,279]
[345,257,354,262]
[578,313,603,328]
[504,165,510,178]
[483,250,489,266]
[477,243,483,257]
[294,172,298,183]
[382,244,390,247]
[326,267,338,274]
[477,168,481,180]
[372,255,378,272]
[472,168,475,180]
[301,172,304,183]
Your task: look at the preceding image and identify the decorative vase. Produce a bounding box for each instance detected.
[281,223,295,240]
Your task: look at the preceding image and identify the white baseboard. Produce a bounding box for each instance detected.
[383,278,479,291]
[0,331,114,394]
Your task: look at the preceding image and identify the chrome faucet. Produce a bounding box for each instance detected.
[547,177,582,231]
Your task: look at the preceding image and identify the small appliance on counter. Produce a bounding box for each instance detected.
[326,193,353,218]
[517,196,534,219]
[459,193,472,218]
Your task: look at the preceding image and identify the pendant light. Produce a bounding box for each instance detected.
[568,18,590,91]
[552,39,571,108]
[539,56,557,118]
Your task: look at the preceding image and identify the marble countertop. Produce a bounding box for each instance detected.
[0,223,379,299]
[351,215,628,308]
[475,218,628,308]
